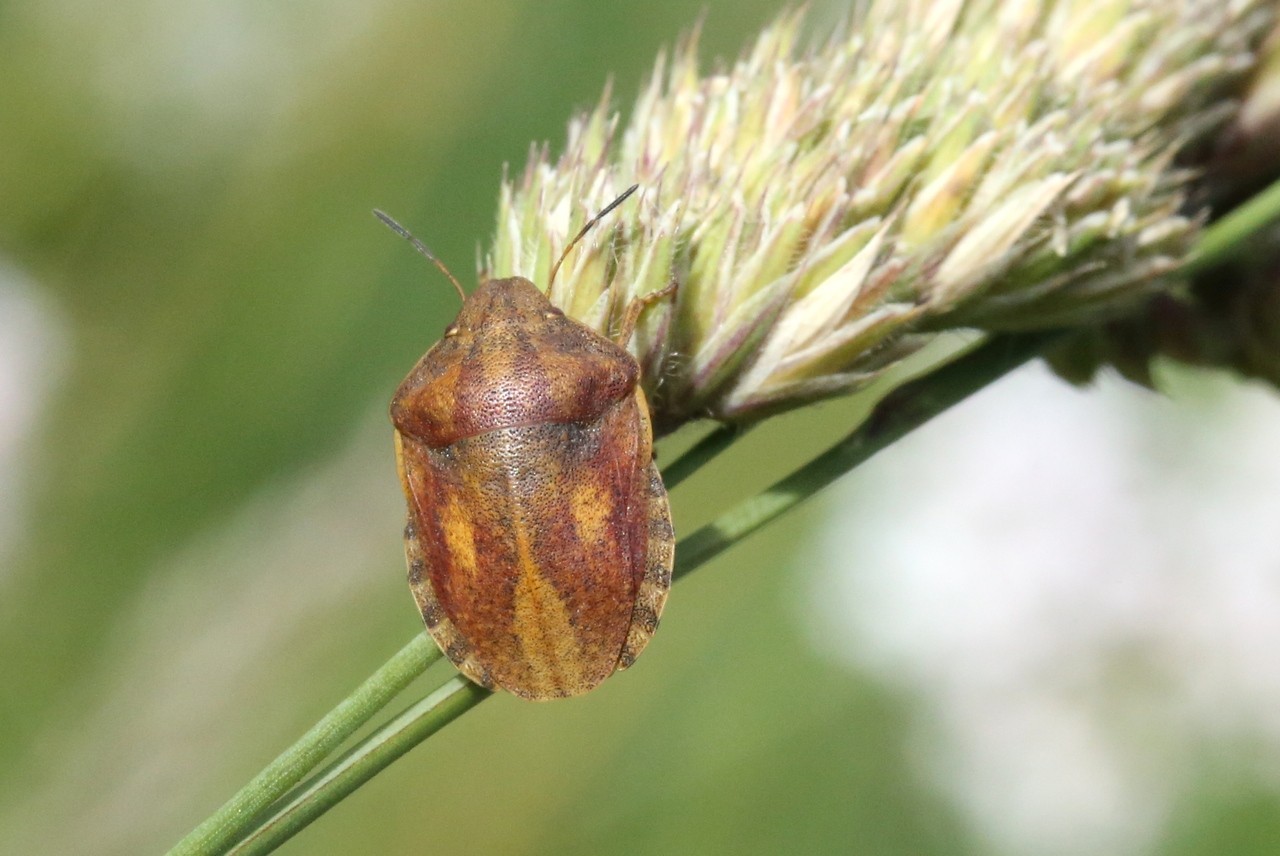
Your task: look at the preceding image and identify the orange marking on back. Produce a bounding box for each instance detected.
[509,506,587,698]
[439,495,479,582]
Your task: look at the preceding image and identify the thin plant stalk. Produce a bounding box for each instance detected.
[226,677,490,856]
[659,424,742,489]
[167,635,440,856]
[1184,177,1280,275]
[673,332,1057,580]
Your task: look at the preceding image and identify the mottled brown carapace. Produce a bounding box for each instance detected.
[392,277,674,700]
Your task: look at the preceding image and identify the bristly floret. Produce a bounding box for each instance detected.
[486,1,1275,433]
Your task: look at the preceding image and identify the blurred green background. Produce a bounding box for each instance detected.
[4,1,1280,854]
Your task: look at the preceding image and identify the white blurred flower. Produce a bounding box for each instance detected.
[812,365,1280,856]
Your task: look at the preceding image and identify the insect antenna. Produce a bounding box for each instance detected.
[547,184,639,290]
[373,209,467,303]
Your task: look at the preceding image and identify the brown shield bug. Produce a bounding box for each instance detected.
[376,186,675,700]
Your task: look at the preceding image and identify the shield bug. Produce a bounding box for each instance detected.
[377,187,675,700]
